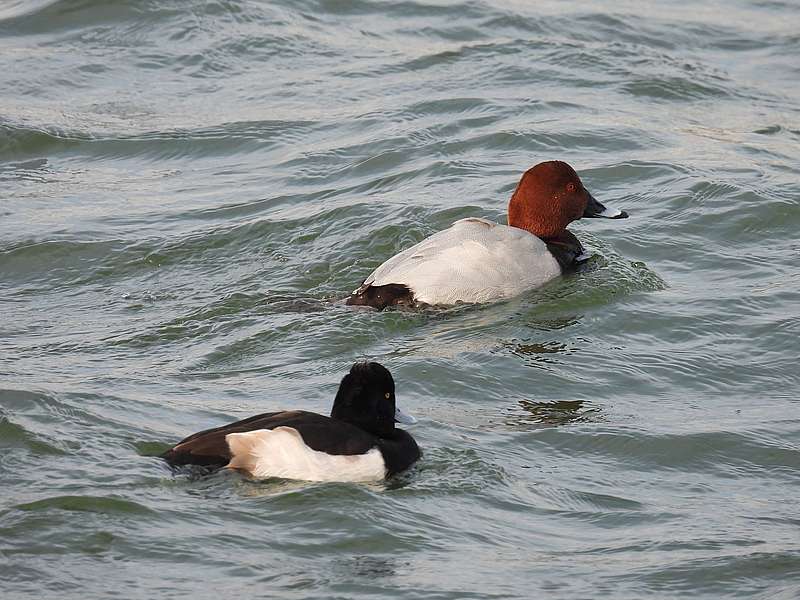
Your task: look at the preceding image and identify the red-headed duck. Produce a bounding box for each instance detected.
[346,161,628,309]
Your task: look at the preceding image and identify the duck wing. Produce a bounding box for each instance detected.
[162,410,376,468]
[359,218,560,305]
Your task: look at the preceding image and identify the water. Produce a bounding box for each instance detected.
[2,0,799,597]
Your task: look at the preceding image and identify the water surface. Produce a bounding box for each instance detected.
[2,0,800,598]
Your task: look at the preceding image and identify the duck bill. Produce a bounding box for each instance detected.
[394,406,417,425]
[583,193,628,219]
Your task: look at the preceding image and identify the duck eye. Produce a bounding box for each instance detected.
[385,393,390,399]
[566,182,576,193]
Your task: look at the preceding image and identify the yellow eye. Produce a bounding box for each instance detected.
[385,393,390,399]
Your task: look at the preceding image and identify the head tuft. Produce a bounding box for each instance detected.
[331,362,396,437]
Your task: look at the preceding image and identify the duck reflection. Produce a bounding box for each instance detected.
[233,477,390,499]
[512,340,567,356]
[333,555,398,579]
[505,399,599,428]
[505,338,573,369]
[519,315,581,332]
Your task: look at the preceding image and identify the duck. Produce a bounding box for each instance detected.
[346,160,628,309]
[161,362,420,482]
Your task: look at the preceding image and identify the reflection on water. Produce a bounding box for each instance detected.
[504,399,600,428]
[235,475,390,499]
[517,312,582,332]
[504,338,575,370]
[512,341,566,355]
[332,555,399,579]
[235,477,324,498]
[525,317,582,332]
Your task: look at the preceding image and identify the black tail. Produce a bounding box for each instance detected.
[345,284,415,310]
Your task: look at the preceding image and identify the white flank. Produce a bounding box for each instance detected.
[365,218,561,305]
[225,427,387,482]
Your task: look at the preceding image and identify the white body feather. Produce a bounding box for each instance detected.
[225,427,387,482]
[362,218,561,305]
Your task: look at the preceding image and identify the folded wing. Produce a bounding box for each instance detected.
[364,218,561,304]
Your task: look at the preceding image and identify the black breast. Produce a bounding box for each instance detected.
[544,230,586,272]
[376,429,421,476]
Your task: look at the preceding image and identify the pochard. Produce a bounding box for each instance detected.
[346,161,628,309]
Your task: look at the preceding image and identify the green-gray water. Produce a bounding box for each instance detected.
[2,1,799,598]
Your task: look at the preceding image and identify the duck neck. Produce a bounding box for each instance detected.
[508,202,570,240]
[542,229,585,271]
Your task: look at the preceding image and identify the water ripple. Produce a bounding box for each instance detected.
[3,0,800,598]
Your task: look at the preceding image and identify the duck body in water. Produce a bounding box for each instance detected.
[346,161,628,309]
[162,362,420,482]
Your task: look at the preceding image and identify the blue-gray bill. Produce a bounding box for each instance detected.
[583,193,629,219]
[394,406,417,425]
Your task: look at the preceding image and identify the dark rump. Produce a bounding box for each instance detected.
[345,283,415,310]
